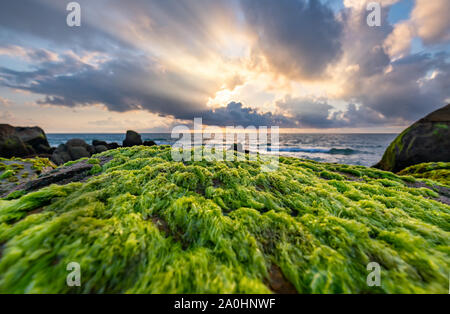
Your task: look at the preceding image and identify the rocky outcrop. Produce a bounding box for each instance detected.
[0,124,52,158]
[3,155,112,198]
[0,126,156,165]
[123,130,142,147]
[375,104,450,172]
[143,140,157,147]
[51,139,94,165]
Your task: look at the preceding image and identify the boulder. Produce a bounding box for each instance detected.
[86,145,95,155]
[68,146,90,160]
[123,130,142,147]
[66,138,89,148]
[92,140,108,147]
[94,145,108,153]
[375,104,450,172]
[51,139,92,165]
[0,124,52,158]
[107,142,120,150]
[143,140,157,147]
[14,126,52,154]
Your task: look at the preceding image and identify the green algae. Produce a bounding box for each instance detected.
[0,146,449,294]
[0,158,56,197]
[399,162,450,186]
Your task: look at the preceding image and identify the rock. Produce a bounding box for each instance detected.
[0,124,52,158]
[123,130,142,147]
[14,126,52,154]
[92,140,108,147]
[4,155,113,198]
[107,142,120,150]
[143,140,157,147]
[51,140,92,165]
[66,138,89,148]
[86,145,95,155]
[68,146,91,160]
[375,104,450,172]
[94,145,108,153]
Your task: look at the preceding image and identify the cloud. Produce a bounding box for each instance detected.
[0,53,218,119]
[412,0,450,45]
[242,0,343,79]
[200,102,294,127]
[384,0,450,58]
[0,0,448,131]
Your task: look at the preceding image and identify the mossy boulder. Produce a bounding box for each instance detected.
[375,104,450,173]
[398,162,450,185]
[0,146,448,293]
[0,124,52,158]
[0,157,56,196]
[123,130,142,147]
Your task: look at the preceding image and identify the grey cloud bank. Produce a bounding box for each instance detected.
[0,0,449,129]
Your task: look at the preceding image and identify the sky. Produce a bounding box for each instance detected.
[0,0,449,133]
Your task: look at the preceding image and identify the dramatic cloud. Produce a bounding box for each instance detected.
[242,0,343,79]
[200,101,294,127]
[0,0,449,131]
[385,0,450,57]
[0,54,213,118]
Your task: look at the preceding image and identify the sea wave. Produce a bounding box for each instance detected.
[269,147,370,155]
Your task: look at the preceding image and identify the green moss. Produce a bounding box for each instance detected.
[0,146,448,294]
[435,123,448,130]
[89,164,103,175]
[87,158,100,165]
[377,128,409,171]
[63,158,89,167]
[399,162,450,186]
[0,170,14,180]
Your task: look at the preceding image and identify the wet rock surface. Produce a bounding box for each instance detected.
[3,155,112,198]
[375,104,450,172]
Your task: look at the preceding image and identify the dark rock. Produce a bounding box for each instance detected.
[51,140,93,165]
[14,126,52,154]
[68,146,90,160]
[123,130,142,147]
[66,138,89,148]
[94,145,108,153]
[86,145,95,154]
[0,124,52,158]
[51,151,72,165]
[92,140,108,147]
[107,142,120,150]
[375,104,450,172]
[231,143,250,154]
[143,140,157,147]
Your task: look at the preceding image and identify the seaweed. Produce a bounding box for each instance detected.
[0,146,448,293]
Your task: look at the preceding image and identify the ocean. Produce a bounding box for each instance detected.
[47,133,398,167]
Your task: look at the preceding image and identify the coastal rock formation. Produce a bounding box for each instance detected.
[51,139,94,165]
[123,130,142,147]
[0,157,55,197]
[143,140,157,147]
[0,124,52,158]
[375,104,450,172]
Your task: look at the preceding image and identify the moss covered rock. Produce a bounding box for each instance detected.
[0,146,449,293]
[0,124,52,158]
[375,104,450,173]
[0,157,56,196]
[398,162,450,185]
